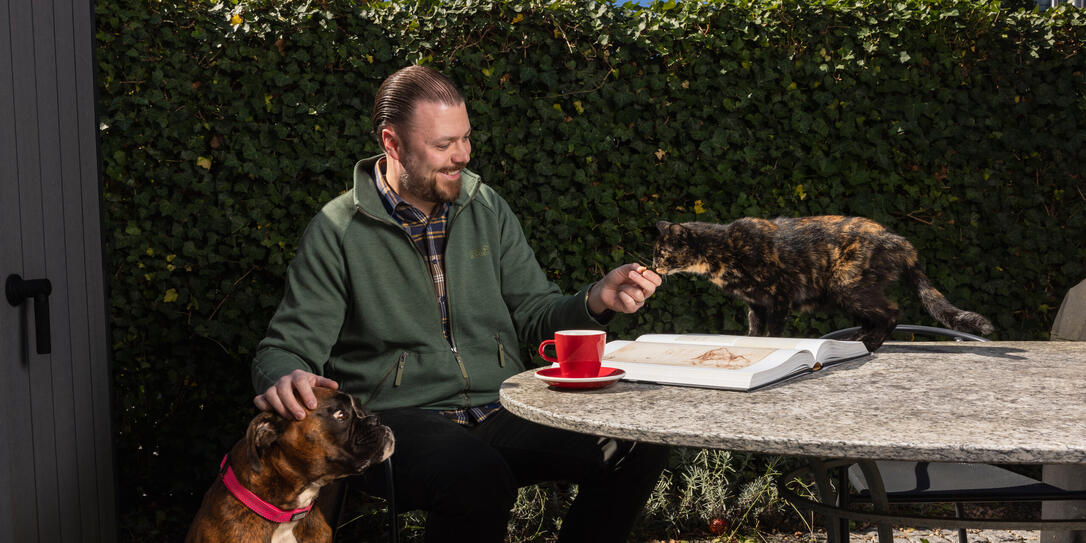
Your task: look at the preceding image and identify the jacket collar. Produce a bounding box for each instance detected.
[352,154,480,219]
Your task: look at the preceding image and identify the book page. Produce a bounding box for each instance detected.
[604,342,772,370]
[633,334,868,363]
[635,334,744,346]
[636,334,810,349]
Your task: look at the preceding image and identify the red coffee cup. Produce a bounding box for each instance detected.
[538,330,605,378]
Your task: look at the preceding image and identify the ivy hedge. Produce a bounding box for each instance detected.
[96,0,1085,538]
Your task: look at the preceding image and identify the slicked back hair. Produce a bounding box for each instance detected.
[372,65,465,150]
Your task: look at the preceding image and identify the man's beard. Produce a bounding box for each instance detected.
[399,151,463,205]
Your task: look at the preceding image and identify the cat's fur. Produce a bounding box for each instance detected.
[652,216,994,351]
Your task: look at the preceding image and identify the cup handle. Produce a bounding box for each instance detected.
[538,339,559,363]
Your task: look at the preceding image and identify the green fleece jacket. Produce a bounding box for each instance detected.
[252,155,604,411]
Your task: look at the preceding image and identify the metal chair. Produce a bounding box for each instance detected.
[808,323,1084,543]
[844,460,1075,543]
[818,324,990,343]
[330,457,399,543]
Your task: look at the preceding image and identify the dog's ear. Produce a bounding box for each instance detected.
[245,412,284,473]
[656,220,672,234]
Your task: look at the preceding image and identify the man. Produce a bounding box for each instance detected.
[252,65,667,542]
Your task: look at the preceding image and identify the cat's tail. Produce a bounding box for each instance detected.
[905,265,995,336]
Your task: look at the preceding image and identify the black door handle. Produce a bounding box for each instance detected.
[6,274,52,354]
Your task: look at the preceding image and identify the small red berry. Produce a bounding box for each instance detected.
[709,517,730,535]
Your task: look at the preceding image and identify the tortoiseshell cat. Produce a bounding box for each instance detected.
[652,216,994,351]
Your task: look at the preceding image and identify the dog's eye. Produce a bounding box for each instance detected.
[332,409,348,421]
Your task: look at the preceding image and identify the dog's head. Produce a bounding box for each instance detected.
[243,388,394,484]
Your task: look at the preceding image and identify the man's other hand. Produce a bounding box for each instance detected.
[253,369,340,420]
[588,263,663,315]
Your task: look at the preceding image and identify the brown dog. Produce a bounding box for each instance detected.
[185,387,394,542]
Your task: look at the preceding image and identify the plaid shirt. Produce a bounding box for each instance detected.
[373,161,502,426]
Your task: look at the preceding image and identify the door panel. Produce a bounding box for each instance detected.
[1,0,117,541]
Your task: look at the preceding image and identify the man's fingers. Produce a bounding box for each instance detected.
[626,271,659,294]
[299,375,340,409]
[616,289,644,313]
[639,268,663,286]
[618,282,646,302]
[255,371,338,421]
[628,263,663,288]
[296,383,320,411]
[276,380,307,420]
[314,376,340,390]
[624,272,659,299]
[262,388,290,420]
[253,370,335,420]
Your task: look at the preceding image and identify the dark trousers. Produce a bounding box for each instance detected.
[355,407,669,543]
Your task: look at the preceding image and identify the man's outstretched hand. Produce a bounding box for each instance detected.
[588,263,663,315]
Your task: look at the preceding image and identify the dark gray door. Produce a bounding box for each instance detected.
[1,0,117,541]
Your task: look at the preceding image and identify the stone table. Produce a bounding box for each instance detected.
[500,341,1086,464]
[500,341,1086,542]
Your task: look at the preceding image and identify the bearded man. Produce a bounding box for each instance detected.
[251,65,667,542]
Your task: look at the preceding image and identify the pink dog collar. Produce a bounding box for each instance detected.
[220,455,312,523]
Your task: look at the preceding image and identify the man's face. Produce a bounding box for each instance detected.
[394,100,471,207]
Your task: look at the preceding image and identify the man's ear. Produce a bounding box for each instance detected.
[245,412,284,473]
[382,127,402,161]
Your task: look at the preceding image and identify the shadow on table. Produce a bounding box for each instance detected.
[875,343,1029,360]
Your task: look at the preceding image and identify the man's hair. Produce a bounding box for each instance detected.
[372,65,465,149]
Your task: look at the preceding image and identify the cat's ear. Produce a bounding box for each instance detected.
[657,221,686,236]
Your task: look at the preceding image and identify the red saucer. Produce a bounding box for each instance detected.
[534,367,625,390]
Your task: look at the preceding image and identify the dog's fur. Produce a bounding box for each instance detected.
[185,388,394,543]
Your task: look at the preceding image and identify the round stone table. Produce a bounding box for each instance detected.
[501,341,1086,464]
[500,341,1086,542]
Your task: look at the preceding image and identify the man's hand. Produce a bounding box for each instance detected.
[588,263,663,315]
[253,369,340,420]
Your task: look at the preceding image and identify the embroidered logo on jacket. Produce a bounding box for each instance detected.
[470,244,490,259]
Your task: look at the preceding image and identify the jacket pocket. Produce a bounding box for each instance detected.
[362,351,409,408]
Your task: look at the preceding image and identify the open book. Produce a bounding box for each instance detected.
[602,334,870,391]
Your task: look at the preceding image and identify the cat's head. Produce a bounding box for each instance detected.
[653,221,702,275]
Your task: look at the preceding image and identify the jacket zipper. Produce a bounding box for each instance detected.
[495,334,507,368]
[393,352,408,387]
[445,217,471,393]
[444,196,475,394]
[453,350,470,384]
